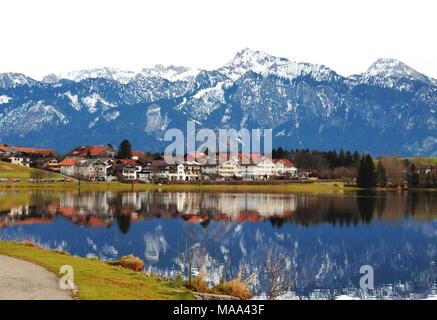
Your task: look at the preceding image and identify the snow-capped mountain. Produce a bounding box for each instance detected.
[42,67,138,84]
[219,48,338,82]
[0,49,436,155]
[0,72,37,88]
[42,65,200,84]
[348,58,435,89]
[139,65,200,82]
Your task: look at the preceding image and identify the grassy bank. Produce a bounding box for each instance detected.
[0,180,348,193]
[0,241,193,300]
[400,157,437,166]
[0,161,65,180]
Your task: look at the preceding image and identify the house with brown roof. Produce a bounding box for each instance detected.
[65,145,116,158]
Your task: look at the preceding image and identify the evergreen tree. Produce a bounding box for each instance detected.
[117,139,132,159]
[356,154,377,188]
[376,161,387,187]
[352,151,361,168]
[345,151,353,167]
[338,149,345,167]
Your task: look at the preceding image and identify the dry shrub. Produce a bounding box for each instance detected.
[211,275,252,300]
[21,241,36,247]
[109,255,144,272]
[227,277,252,300]
[53,250,71,256]
[189,271,209,293]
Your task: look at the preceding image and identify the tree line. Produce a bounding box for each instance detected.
[272,148,437,188]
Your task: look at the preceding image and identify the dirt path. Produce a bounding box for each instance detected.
[0,255,73,300]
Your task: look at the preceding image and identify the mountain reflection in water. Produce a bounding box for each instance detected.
[0,190,436,299]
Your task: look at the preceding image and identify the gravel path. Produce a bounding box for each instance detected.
[0,255,73,300]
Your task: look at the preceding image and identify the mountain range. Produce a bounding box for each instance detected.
[0,48,436,155]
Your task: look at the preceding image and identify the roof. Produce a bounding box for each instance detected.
[0,144,10,152]
[116,159,136,165]
[0,144,55,156]
[75,158,113,167]
[150,159,178,167]
[273,159,295,168]
[17,147,56,156]
[131,151,143,157]
[59,157,84,166]
[66,145,113,157]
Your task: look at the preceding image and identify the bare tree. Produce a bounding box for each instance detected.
[263,246,296,300]
[380,156,405,187]
[30,169,46,183]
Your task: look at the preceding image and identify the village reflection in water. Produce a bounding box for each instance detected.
[0,190,436,299]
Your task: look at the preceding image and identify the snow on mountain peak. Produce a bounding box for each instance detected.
[219,48,337,82]
[219,48,286,79]
[139,64,200,82]
[42,65,200,84]
[42,67,137,84]
[0,72,36,88]
[363,58,430,82]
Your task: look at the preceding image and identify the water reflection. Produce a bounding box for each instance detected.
[0,190,436,299]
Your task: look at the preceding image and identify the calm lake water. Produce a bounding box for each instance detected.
[0,189,436,299]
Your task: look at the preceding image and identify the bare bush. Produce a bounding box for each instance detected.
[263,246,296,300]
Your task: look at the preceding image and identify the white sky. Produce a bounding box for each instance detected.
[1,0,436,80]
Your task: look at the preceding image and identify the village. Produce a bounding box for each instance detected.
[0,143,303,183]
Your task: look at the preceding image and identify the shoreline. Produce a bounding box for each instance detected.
[0,241,193,300]
[0,180,436,193]
[0,180,349,193]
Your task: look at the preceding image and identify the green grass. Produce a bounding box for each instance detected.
[0,161,65,180]
[401,157,437,166]
[0,241,193,300]
[0,180,348,193]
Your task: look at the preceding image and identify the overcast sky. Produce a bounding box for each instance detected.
[1,0,436,79]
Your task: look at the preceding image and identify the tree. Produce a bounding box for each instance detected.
[409,164,420,188]
[263,246,296,300]
[356,154,376,188]
[30,169,47,183]
[375,161,387,187]
[352,151,361,168]
[338,149,345,167]
[380,156,405,187]
[117,139,132,159]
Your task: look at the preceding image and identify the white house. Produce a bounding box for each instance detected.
[217,158,242,178]
[74,159,113,181]
[9,156,30,167]
[121,164,142,180]
[242,157,278,180]
[168,162,201,181]
[59,158,83,176]
[273,159,298,176]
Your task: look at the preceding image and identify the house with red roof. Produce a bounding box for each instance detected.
[65,145,116,158]
[273,159,297,176]
[131,151,144,160]
[59,157,84,176]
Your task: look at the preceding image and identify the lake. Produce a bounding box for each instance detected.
[0,189,436,299]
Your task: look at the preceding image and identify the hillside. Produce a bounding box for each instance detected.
[0,161,64,180]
